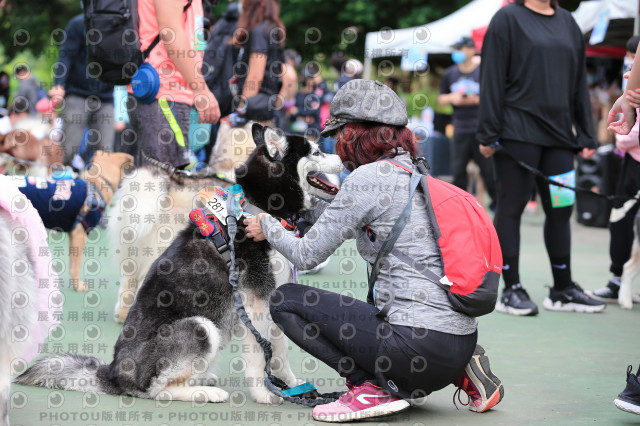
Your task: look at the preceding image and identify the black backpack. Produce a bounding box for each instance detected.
[82,0,191,85]
[202,4,239,118]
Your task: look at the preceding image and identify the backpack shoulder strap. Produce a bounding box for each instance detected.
[366,162,421,316]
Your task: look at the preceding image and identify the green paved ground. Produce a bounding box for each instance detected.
[8,210,640,426]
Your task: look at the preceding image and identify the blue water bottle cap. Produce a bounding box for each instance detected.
[131,63,160,104]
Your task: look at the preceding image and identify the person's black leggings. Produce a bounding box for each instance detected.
[493,140,575,290]
[610,154,640,276]
[269,283,477,399]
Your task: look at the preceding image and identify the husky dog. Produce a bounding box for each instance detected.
[15,124,344,405]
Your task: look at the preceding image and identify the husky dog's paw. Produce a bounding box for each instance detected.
[204,387,229,403]
[252,387,283,405]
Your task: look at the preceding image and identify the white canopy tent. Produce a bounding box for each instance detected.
[363,0,503,78]
[572,0,637,34]
[363,0,639,79]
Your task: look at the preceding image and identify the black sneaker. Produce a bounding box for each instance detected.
[495,283,539,316]
[542,283,606,313]
[614,365,640,415]
[587,280,619,303]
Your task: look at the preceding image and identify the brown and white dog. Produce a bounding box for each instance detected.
[14,151,133,292]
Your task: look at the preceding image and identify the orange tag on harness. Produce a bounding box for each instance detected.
[189,208,217,237]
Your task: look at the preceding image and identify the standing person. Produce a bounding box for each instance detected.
[14,66,40,116]
[439,36,496,210]
[129,0,220,169]
[49,14,115,167]
[207,0,284,178]
[477,0,604,315]
[232,0,285,124]
[589,35,640,302]
[245,80,503,423]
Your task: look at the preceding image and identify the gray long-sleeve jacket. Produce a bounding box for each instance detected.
[261,151,477,335]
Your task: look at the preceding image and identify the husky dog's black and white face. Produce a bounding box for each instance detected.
[235,124,344,216]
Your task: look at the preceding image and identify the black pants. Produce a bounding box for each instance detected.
[610,153,640,276]
[269,283,477,399]
[451,132,497,209]
[494,140,576,288]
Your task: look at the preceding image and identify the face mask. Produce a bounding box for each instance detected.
[587,74,596,85]
[451,50,466,64]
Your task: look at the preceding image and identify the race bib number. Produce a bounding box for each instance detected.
[197,185,246,225]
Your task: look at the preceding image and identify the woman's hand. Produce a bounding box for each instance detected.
[608,94,637,135]
[479,144,496,158]
[244,213,269,241]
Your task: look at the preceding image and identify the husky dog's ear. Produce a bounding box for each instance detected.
[262,126,287,161]
[251,123,265,147]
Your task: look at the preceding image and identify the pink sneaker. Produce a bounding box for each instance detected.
[312,381,410,423]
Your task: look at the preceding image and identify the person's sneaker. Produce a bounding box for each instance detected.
[495,283,539,316]
[453,345,504,413]
[312,381,410,423]
[543,283,606,313]
[587,280,620,303]
[614,365,640,415]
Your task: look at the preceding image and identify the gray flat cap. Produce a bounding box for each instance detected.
[321,79,408,137]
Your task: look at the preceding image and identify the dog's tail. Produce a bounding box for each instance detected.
[14,353,120,395]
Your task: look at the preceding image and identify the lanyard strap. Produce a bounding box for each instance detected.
[158,98,186,148]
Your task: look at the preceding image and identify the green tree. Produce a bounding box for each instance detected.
[0,0,81,63]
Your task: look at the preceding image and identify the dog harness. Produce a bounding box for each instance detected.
[189,185,296,266]
[189,208,232,265]
[17,176,106,233]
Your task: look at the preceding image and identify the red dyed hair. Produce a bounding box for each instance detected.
[335,123,417,171]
